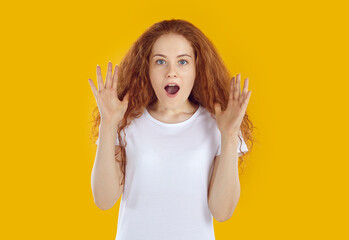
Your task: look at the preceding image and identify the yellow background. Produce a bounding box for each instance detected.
[1,0,348,239]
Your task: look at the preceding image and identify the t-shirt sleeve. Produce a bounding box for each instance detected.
[215,131,248,156]
[95,135,119,145]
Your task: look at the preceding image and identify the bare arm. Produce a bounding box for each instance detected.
[208,134,241,222]
[88,62,129,210]
[91,120,124,210]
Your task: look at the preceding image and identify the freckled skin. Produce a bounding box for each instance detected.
[148,33,198,118]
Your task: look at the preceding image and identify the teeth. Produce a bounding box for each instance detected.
[167,84,177,87]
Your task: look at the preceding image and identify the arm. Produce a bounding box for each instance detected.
[91,120,123,210]
[208,133,240,222]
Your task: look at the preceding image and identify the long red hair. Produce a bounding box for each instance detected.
[90,19,256,188]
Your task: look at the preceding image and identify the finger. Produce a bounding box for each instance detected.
[112,64,119,90]
[214,103,221,116]
[96,65,104,91]
[233,73,240,101]
[241,77,249,103]
[229,76,234,101]
[88,78,98,100]
[237,74,242,103]
[242,90,252,111]
[105,61,113,89]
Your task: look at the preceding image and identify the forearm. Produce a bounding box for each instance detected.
[91,121,121,210]
[208,133,241,221]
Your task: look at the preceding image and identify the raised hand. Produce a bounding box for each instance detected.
[88,61,130,125]
[214,73,252,137]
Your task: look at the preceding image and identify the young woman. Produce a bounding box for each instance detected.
[89,19,254,240]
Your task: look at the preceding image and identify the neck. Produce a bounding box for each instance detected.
[148,100,198,116]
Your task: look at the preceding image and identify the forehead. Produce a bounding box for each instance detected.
[151,33,194,57]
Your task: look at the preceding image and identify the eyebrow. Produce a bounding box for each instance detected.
[152,54,192,58]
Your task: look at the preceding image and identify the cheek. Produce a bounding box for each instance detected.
[183,65,196,78]
[149,66,162,78]
[183,69,196,87]
[149,72,162,90]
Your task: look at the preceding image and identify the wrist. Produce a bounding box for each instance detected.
[100,117,122,127]
[100,120,117,130]
[221,130,239,139]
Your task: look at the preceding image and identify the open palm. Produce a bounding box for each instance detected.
[88,61,130,124]
[214,73,252,136]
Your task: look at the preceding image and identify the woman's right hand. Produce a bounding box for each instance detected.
[88,61,130,125]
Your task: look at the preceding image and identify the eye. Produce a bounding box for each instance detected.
[155,59,188,65]
[156,59,165,65]
[179,59,188,65]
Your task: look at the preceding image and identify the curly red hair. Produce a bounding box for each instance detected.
[90,19,256,188]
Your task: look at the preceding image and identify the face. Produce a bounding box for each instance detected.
[149,33,196,110]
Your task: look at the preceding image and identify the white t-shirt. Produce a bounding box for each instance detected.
[95,105,248,240]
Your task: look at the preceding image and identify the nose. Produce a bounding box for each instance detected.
[167,72,177,78]
[166,63,177,78]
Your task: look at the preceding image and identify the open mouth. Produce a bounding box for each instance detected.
[164,83,180,95]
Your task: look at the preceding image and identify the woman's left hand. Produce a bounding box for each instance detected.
[214,73,252,136]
